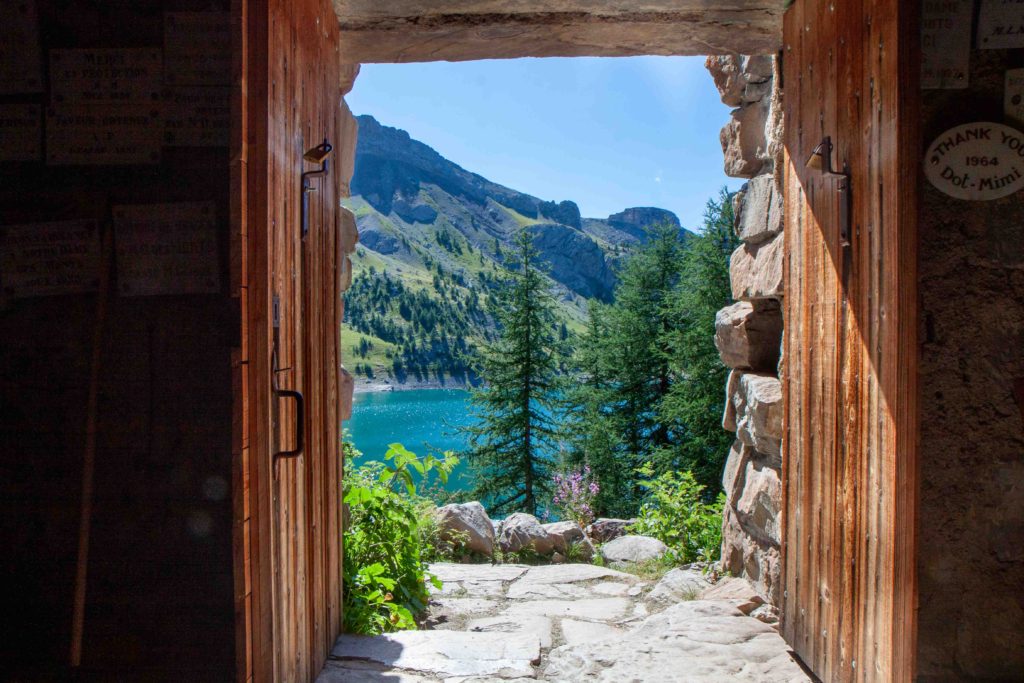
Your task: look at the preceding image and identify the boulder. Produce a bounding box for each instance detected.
[706,54,774,108]
[436,502,495,557]
[498,512,555,556]
[720,505,782,605]
[543,520,595,559]
[600,535,668,564]
[644,568,712,610]
[730,230,784,300]
[705,54,744,107]
[722,440,753,503]
[700,576,766,616]
[731,372,783,461]
[720,100,769,179]
[714,300,783,372]
[734,174,783,245]
[586,518,634,543]
[737,459,782,546]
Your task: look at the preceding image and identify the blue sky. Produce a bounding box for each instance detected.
[346,57,740,232]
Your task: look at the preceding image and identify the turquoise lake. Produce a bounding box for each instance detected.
[345,389,476,492]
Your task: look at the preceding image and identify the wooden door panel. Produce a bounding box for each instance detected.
[237,0,346,680]
[781,1,918,681]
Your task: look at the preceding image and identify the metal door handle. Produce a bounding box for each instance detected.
[274,389,304,460]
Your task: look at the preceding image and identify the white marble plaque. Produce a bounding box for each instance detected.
[164,13,232,86]
[47,105,161,165]
[0,1,43,93]
[0,220,101,297]
[977,0,1024,49]
[50,48,163,105]
[0,104,42,162]
[1007,69,1024,129]
[921,0,973,89]
[924,122,1024,200]
[114,202,220,296]
[163,87,230,147]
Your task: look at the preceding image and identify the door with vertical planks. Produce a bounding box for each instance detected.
[235,0,346,680]
[780,1,918,681]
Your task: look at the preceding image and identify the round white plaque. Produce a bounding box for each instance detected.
[924,122,1024,200]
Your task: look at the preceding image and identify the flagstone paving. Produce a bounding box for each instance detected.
[317,563,813,682]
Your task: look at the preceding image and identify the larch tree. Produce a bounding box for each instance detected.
[461,229,563,516]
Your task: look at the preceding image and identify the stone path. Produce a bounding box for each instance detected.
[317,563,813,682]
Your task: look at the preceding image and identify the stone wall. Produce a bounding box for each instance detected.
[917,49,1024,680]
[706,54,784,605]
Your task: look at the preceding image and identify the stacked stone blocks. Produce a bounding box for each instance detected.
[706,54,784,605]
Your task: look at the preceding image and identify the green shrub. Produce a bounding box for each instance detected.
[629,463,724,565]
[343,442,458,634]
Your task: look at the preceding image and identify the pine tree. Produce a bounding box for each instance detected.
[461,230,563,516]
[658,188,738,493]
[565,223,689,514]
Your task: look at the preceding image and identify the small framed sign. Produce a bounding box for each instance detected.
[921,0,973,89]
[924,122,1024,201]
[50,48,163,105]
[46,105,161,165]
[114,202,220,296]
[0,220,101,297]
[163,87,230,147]
[0,104,42,162]
[164,13,232,86]
[0,1,43,94]
[977,0,1024,50]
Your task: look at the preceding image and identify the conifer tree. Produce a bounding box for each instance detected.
[658,188,738,493]
[461,229,563,515]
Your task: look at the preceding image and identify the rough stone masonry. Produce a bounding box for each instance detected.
[706,53,785,606]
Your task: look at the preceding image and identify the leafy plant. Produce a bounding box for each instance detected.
[343,442,458,634]
[551,466,600,528]
[629,463,724,565]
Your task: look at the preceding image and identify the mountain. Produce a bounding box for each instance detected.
[343,115,689,387]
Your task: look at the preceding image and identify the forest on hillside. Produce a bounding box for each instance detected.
[455,187,738,513]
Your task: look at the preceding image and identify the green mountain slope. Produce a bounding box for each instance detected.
[343,116,690,387]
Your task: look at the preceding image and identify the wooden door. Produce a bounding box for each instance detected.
[780,1,919,681]
[234,0,346,680]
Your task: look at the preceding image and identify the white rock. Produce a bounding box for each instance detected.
[714,301,783,372]
[329,630,540,679]
[466,614,554,649]
[544,600,811,681]
[436,502,496,557]
[514,564,633,585]
[542,520,595,559]
[501,598,633,621]
[498,512,555,555]
[644,568,712,609]
[731,372,783,461]
[736,459,782,545]
[560,619,622,647]
[600,535,668,564]
[429,563,528,584]
[730,231,784,300]
[701,577,766,616]
[720,100,770,179]
[734,174,783,245]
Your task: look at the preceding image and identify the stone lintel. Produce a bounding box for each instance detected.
[332,6,785,63]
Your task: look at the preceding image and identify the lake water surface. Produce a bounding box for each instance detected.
[346,389,475,492]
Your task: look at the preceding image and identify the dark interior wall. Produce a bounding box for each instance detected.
[0,1,237,679]
[917,45,1024,681]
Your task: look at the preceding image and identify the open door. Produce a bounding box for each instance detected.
[780,1,919,681]
[234,0,348,680]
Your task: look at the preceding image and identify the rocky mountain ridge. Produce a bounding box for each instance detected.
[349,115,689,303]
